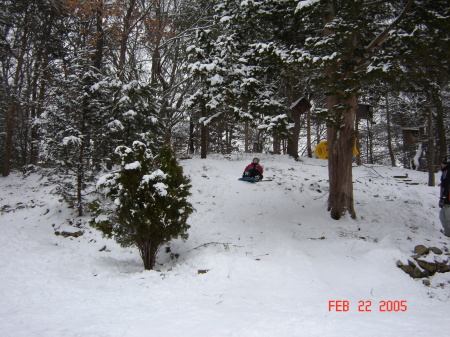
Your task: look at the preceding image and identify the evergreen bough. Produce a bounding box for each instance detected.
[92,141,193,270]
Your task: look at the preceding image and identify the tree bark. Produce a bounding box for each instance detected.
[273,135,281,154]
[427,106,435,187]
[3,22,28,176]
[385,92,396,167]
[323,3,356,220]
[93,1,104,72]
[355,116,362,166]
[77,147,85,217]
[434,78,447,161]
[189,119,195,154]
[326,93,357,220]
[366,118,373,164]
[287,110,301,159]
[118,0,136,81]
[200,102,208,159]
[306,108,312,158]
[244,120,249,153]
[138,239,159,270]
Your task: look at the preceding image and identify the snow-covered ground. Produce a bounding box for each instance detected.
[1,153,449,337]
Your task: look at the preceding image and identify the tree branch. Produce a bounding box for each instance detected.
[363,0,390,6]
[365,0,415,52]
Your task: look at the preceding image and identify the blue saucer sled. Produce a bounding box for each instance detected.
[238,177,260,183]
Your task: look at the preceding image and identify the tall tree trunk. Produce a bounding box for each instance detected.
[93,1,104,72]
[77,147,85,217]
[323,3,357,220]
[434,78,447,161]
[273,135,281,154]
[30,66,48,165]
[189,119,195,154]
[326,93,357,220]
[366,118,373,164]
[306,108,312,158]
[324,2,358,220]
[385,92,396,167]
[76,93,90,217]
[427,106,435,187]
[355,116,362,165]
[200,103,208,159]
[31,35,53,166]
[3,24,28,176]
[225,122,233,154]
[118,0,136,81]
[287,117,300,159]
[244,120,249,153]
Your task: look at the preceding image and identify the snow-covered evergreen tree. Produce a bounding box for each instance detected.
[92,142,193,270]
[93,75,162,160]
[186,1,294,156]
[39,52,161,216]
[39,54,104,216]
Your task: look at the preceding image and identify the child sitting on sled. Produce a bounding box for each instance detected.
[242,158,264,181]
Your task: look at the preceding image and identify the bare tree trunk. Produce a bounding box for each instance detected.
[434,78,447,160]
[30,61,49,165]
[118,0,136,81]
[229,125,234,154]
[427,106,435,187]
[244,120,249,153]
[76,91,90,217]
[273,135,281,154]
[138,239,159,270]
[93,1,104,72]
[355,116,362,165]
[3,24,28,177]
[306,108,312,158]
[287,119,300,159]
[327,93,357,220]
[201,103,208,159]
[225,122,233,154]
[77,149,85,217]
[30,7,57,166]
[366,118,374,164]
[189,119,195,154]
[385,92,396,167]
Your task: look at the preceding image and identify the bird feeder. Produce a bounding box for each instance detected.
[290,97,312,120]
[402,127,424,144]
[357,103,373,120]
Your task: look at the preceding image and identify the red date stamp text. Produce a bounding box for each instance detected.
[328,300,408,312]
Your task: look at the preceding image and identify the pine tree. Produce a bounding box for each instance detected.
[97,75,162,158]
[186,1,293,156]
[40,54,103,216]
[93,142,193,270]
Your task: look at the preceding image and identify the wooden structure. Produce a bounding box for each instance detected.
[356,103,373,120]
[402,127,424,144]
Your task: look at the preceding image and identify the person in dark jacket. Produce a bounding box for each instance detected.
[242,158,264,181]
[439,155,450,237]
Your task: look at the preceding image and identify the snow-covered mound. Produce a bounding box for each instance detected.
[1,154,449,337]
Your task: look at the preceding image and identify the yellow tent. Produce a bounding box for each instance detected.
[314,141,359,160]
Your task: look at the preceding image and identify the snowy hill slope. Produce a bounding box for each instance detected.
[1,154,449,337]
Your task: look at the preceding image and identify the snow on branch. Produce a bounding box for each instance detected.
[295,0,320,12]
[365,0,414,52]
